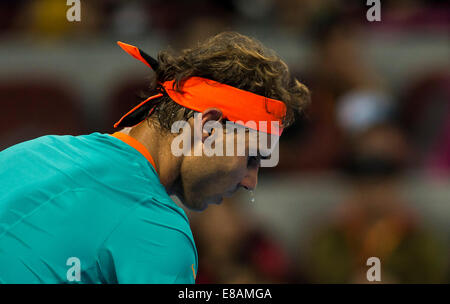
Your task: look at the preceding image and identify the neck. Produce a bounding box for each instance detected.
[120,121,182,194]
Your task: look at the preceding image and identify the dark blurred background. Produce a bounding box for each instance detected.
[0,0,449,283]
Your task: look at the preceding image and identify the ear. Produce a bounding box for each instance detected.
[201,108,223,142]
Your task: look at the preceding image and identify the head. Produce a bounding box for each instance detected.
[128,32,310,210]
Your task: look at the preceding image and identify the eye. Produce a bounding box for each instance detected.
[247,156,261,168]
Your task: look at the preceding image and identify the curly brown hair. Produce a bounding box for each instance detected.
[138,31,310,131]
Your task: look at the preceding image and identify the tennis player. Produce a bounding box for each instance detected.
[0,32,310,283]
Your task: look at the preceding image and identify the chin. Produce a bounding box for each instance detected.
[193,202,210,212]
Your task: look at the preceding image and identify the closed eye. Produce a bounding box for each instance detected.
[247,154,269,168]
[247,156,259,167]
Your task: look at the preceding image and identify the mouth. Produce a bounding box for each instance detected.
[216,196,224,204]
[210,189,237,205]
[223,187,238,198]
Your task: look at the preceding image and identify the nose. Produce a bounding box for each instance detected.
[239,167,259,191]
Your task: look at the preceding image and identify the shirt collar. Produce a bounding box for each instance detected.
[109,132,157,173]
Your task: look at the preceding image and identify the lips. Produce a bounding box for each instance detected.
[223,187,238,198]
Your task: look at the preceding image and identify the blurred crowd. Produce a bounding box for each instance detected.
[1,0,449,44]
[0,0,449,283]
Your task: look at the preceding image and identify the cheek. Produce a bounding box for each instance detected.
[184,156,247,193]
[200,156,247,188]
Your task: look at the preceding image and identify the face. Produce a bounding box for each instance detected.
[176,116,262,211]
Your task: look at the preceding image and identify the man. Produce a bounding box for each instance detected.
[0,32,310,283]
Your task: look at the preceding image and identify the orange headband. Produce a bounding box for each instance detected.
[115,41,287,135]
